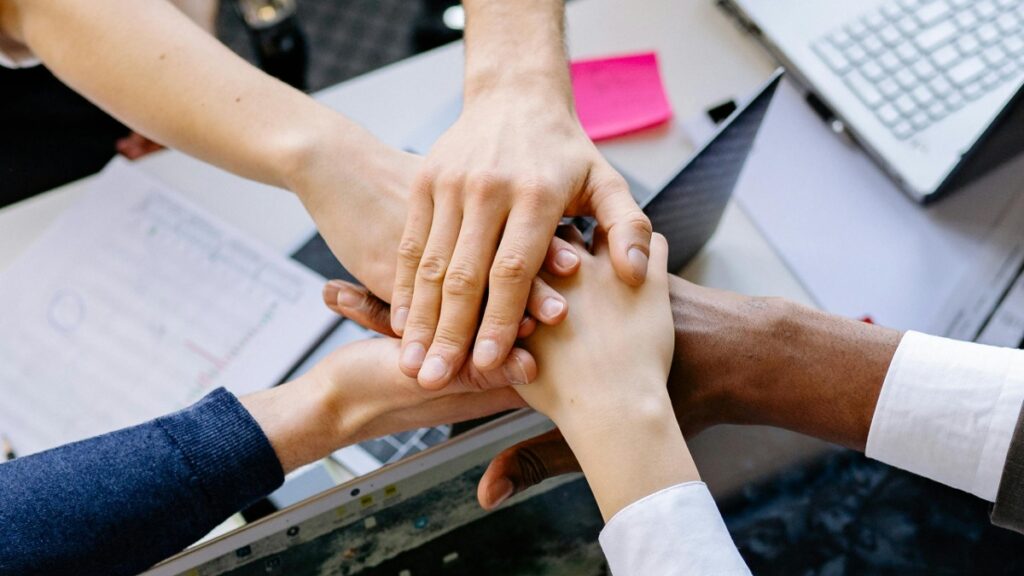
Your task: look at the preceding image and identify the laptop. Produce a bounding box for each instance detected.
[144,410,612,575]
[720,0,1024,203]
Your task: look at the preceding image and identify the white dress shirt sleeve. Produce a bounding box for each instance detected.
[866,331,1024,501]
[599,481,751,576]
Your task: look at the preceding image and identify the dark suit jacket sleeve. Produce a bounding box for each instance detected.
[0,388,284,576]
[992,403,1024,533]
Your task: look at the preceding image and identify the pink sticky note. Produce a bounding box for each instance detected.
[571,52,673,141]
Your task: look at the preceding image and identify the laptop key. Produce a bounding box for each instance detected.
[932,43,961,68]
[844,70,885,108]
[916,1,952,25]
[912,84,937,105]
[863,34,886,56]
[893,120,915,139]
[927,99,949,120]
[912,57,939,79]
[999,58,1020,78]
[899,15,923,36]
[962,79,986,99]
[948,55,987,84]
[880,51,904,72]
[955,9,979,30]
[862,60,887,81]
[879,77,902,98]
[983,44,1009,66]
[1005,36,1024,57]
[910,110,932,130]
[830,30,854,49]
[879,25,903,46]
[957,34,982,56]
[977,22,1001,44]
[814,42,852,74]
[929,74,954,96]
[896,41,921,63]
[895,93,918,114]
[945,90,966,111]
[844,44,869,64]
[878,103,902,125]
[915,19,958,51]
[974,0,999,20]
[980,69,1002,88]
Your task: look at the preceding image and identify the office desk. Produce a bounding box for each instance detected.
[0,0,830,497]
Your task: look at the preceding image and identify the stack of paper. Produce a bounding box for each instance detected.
[0,159,336,456]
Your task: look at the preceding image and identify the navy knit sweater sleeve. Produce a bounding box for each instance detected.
[0,388,285,576]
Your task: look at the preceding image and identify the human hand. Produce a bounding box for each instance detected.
[391,97,652,390]
[320,230,585,364]
[496,230,689,520]
[478,277,902,508]
[241,336,533,474]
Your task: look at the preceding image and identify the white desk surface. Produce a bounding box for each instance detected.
[0,0,829,497]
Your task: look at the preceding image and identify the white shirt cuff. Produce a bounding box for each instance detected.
[866,331,1024,501]
[599,481,750,576]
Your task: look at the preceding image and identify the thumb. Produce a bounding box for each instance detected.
[477,429,581,510]
[587,167,653,286]
[322,280,397,337]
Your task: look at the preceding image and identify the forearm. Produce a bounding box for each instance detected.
[462,0,572,108]
[240,374,346,474]
[729,302,899,449]
[4,0,384,192]
[558,390,698,522]
[0,389,282,576]
[669,277,901,450]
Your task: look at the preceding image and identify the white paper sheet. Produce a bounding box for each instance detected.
[735,80,1024,331]
[0,159,335,456]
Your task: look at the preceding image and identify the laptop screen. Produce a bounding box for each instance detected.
[148,411,608,576]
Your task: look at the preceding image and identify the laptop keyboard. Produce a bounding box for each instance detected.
[359,424,451,465]
[812,0,1024,140]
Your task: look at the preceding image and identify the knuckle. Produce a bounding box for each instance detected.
[416,254,449,284]
[456,365,490,392]
[466,171,509,194]
[515,448,549,487]
[491,250,532,283]
[625,209,653,235]
[519,177,556,201]
[397,237,425,267]
[443,264,482,298]
[431,323,470,349]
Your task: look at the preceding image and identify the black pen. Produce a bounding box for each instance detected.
[2,435,16,462]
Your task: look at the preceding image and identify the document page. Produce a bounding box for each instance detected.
[0,159,335,456]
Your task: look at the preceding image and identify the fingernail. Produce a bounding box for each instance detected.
[474,339,500,368]
[400,342,425,371]
[628,247,649,280]
[503,355,529,386]
[554,249,579,270]
[322,281,341,307]
[419,355,449,384]
[335,284,363,308]
[393,307,409,332]
[539,298,564,320]
[486,477,515,509]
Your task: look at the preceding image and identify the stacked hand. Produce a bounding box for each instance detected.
[390,95,653,390]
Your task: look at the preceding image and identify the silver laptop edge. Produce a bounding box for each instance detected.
[720,0,1024,203]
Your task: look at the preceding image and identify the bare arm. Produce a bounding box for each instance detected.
[0,0,422,296]
[391,0,652,389]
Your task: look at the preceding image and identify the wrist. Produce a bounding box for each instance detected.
[558,389,677,442]
[722,298,901,450]
[241,371,344,474]
[557,389,697,521]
